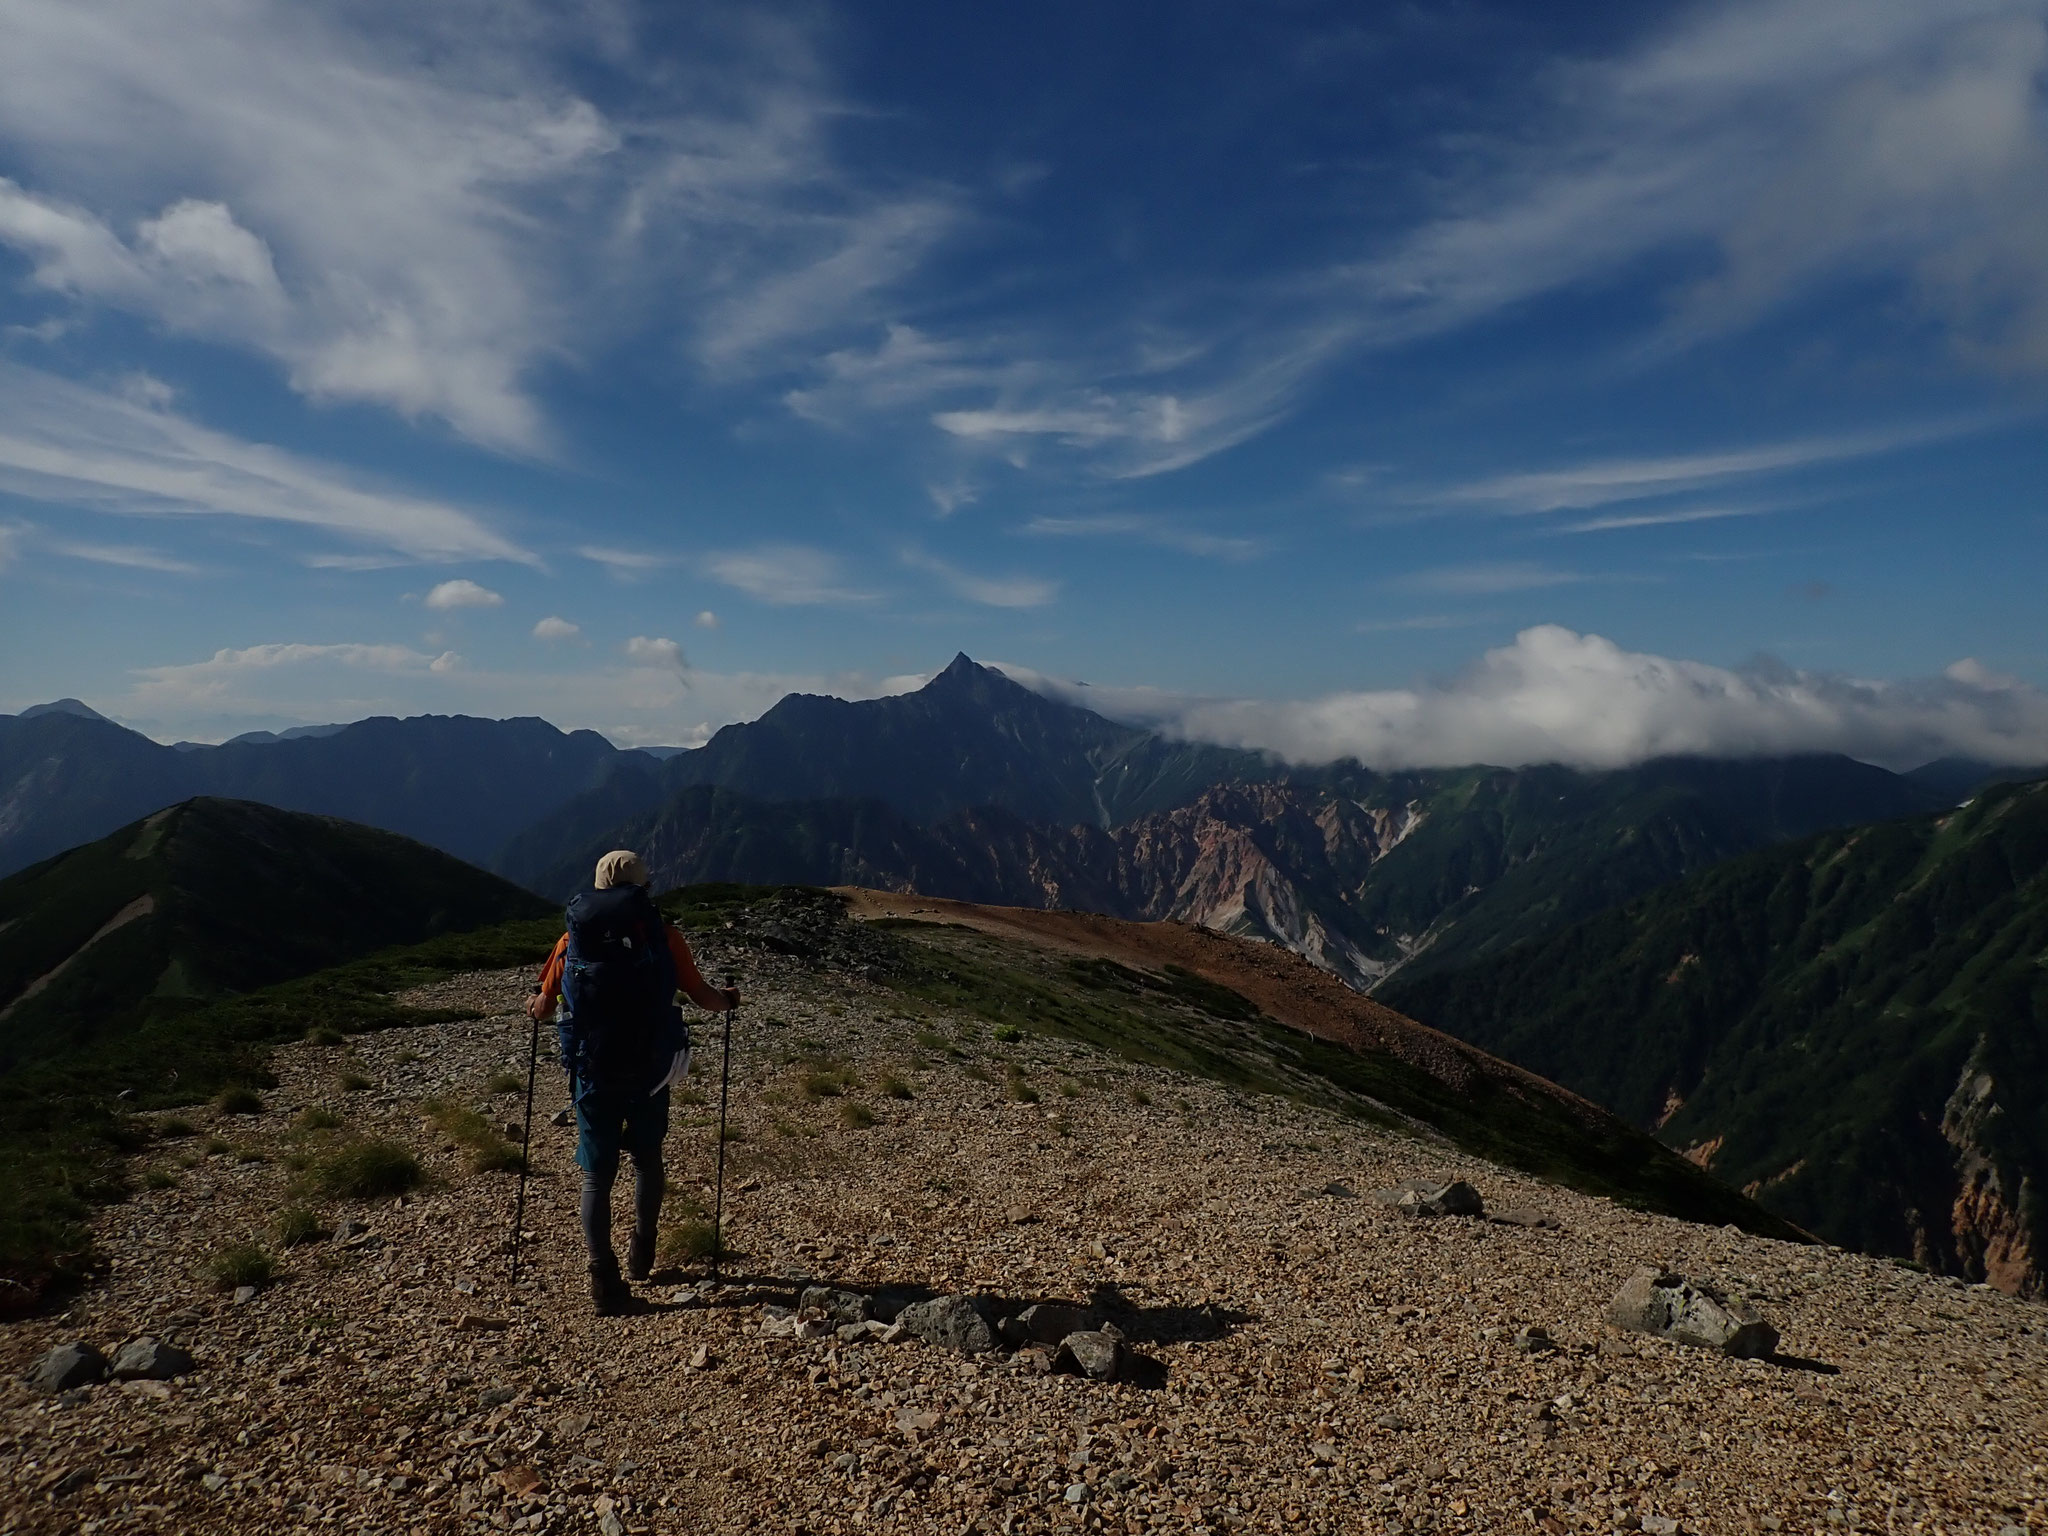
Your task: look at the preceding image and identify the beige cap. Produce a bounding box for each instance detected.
[593,849,650,890]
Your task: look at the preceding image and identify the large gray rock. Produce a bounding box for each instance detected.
[798,1286,873,1325]
[896,1294,997,1353]
[1607,1267,1779,1359]
[25,1342,108,1393]
[111,1337,196,1381]
[1016,1302,1098,1344]
[1053,1330,1124,1382]
[1375,1178,1485,1218]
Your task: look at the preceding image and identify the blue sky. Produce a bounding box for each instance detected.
[1,0,2045,767]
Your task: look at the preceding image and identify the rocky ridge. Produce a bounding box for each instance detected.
[3,923,2044,1535]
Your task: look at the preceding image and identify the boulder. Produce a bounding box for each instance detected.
[1053,1330,1124,1382]
[896,1294,997,1353]
[1607,1267,1779,1359]
[1015,1301,1098,1344]
[799,1286,873,1324]
[1376,1179,1485,1218]
[25,1342,108,1394]
[111,1337,196,1381]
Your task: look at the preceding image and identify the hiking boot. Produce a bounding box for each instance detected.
[589,1261,631,1318]
[626,1227,656,1283]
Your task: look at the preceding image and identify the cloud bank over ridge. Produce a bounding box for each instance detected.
[1000,627,2048,773]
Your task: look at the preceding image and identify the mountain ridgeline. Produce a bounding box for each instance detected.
[8,656,1952,992]
[1383,776,2048,1296]
[0,798,550,1073]
[500,658,1947,989]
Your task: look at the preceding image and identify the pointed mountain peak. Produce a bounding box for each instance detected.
[925,652,1003,692]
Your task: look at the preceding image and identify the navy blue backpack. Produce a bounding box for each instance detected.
[559,884,684,1096]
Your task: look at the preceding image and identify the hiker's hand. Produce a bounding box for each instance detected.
[722,986,741,1010]
[527,992,553,1022]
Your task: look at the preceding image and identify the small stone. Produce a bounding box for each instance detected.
[332,1219,367,1244]
[231,1285,257,1305]
[494,1465,542,1498]
[598,1513,627,1536]
[1513,1326,1558,1355]
[1064,1482,1089,1505]
[1376,1178,1485,1218]
[478,1385,516,1408]
[1053,1330,1123,1382]
[1310,1440,1338,1464]
[111,1338,195,1381]
[550,1109,573,1127]
[1492,1208,1561,1229]
[1319,1181,1357,1198]
[1640,1517,1680,1535]
[25,1343,108,1394]
[1374,1411,1410,1431]
[688,1344,711,1370]
[554,1411,593,1439]
[896,1294,998,1353]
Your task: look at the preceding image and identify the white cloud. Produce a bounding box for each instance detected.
[1435,422,1974,515]
[48,538,201,574]
[707,544,876,606]
[424,578,503,610]
[901,548,1057,609]
[1001,626,2048,772]
[0,1,960,450]
[694,610,720,629]
[578,546,674,580]
[532,615,581,641]
[624,635,687,672]
[1400,563,1593,595]
[1551,504,1774,535]
[1020,513,1261,560]
[0,362,531,564]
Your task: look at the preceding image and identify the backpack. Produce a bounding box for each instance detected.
[560,885,683,1096]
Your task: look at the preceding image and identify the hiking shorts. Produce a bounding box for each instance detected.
[571,1079,671,1176]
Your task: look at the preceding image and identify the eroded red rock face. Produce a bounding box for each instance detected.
[1937,1053,2041,1299]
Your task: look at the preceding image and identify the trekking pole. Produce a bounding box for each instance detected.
[710,978,736,1285]
[509,1000,542,1288]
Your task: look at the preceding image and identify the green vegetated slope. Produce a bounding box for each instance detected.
[0,909,567,1306]
[0,797,552,1073]
[1382,776,2048,1294]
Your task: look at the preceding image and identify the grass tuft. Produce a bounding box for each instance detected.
[838,1101,878,1130]
[274,1205,325,1247]
[392,1049,421,1067]
[337,1070,373,1093]
[156,1116,196,1140]
[207,1242,276,1291]
[484,1071,523,1095]
[304,1026,345,1047]
[304,1139,423,1200]
[295,1106,344,1132]
[992,1023,1025,1044]
[214,1085,264,1116]
[1126,1085,1152,1107]
[659,1218,721,1266]
[142,1167,180,1191]
[424,1100,525,1174]
[878,1072,914,1100]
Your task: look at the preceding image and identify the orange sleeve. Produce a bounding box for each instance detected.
[536,933,568,1003]
[668,926,708,994]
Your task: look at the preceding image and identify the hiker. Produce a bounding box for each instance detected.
[528,849,739,1315]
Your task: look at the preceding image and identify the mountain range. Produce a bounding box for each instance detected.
[5,656,1967,990]
[1384,776,2048,1296]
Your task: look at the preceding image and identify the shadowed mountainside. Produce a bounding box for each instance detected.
[0,797,551,1074]
[1383,775,2048,1296]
